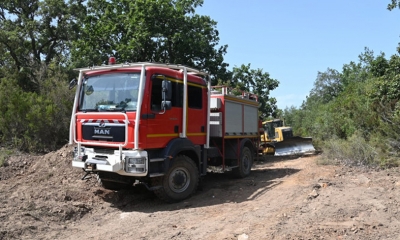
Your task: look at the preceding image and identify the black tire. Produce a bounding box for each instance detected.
[153,155,199,203]
[97,172,131,191]
[233,146,253,178]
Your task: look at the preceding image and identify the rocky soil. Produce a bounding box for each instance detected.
[1,145,400,240]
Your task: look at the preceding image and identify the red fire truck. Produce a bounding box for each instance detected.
[69,58,260,202]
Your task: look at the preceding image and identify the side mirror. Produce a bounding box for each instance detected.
[161,100,172,110]
[69,78,77,90]
[162,80,172,101]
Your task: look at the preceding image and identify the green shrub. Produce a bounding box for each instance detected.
[369,126,400,168]
[0,148,13,167]
[0,67,74,152]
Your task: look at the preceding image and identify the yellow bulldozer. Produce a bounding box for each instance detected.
[260,119,315,156]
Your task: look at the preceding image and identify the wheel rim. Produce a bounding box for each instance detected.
[168,167,190,193]
[243,155,249,170]
[242,149,251,172]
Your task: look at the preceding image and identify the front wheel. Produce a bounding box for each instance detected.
[233,146,253,178]
[153,155,199,203]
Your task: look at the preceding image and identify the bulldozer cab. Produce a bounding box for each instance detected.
[264,119,284,140]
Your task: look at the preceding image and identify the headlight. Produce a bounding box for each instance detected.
[73,147,86,161]
[125,157,147,173]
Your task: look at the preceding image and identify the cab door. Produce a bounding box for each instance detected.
[145,75,182,149]
[186,84,207,145]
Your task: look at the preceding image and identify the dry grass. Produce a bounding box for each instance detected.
[320,132,378,167]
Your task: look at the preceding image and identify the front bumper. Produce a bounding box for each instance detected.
[72,146,148,177]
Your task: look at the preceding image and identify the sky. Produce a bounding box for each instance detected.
[196,1,400,109]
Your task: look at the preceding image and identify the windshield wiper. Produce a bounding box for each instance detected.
[80,108,98,112]
[103,107,125,112]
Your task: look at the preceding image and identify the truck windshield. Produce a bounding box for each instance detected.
[79,72,140,112]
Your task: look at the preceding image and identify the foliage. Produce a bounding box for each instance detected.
[284,48,378,139]
[320,132,379,167]
[0,148,14,167]
[0,0,83,91]
[0,65,73,152]
[230,63,279,118]
[309,68,343,104]
[0,0,282,154]
[388,0,400,10]
[367,54,400,102]
[281,47,400,167]
[71,0,230,82]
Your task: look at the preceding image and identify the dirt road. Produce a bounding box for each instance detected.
[1,146,400,239]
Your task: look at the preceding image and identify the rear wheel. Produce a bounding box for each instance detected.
[233,146,253,178]
[153,155,199,203]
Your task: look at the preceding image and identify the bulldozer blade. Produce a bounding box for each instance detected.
[274,137,316,156]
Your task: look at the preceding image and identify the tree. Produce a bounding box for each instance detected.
[230,63,279,118]
[71,0,280,116]
[309,68,343,104]
[388,0,400,10]
[72,0,230,81]
[291,49,382,141]
[370,54,389,78]
[368,54,400,102]
[0,0,84,91]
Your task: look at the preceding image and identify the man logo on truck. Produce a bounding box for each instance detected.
[94,128,110,135]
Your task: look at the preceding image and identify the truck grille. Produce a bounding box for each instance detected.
[82,125,125,142]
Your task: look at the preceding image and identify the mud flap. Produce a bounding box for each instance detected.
[274,137,315,156]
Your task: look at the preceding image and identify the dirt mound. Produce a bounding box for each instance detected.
[1,148,400,239]
[0,153,35,181]
[0,145,104,240]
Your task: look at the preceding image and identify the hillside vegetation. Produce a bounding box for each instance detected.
[282,49,400,167]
